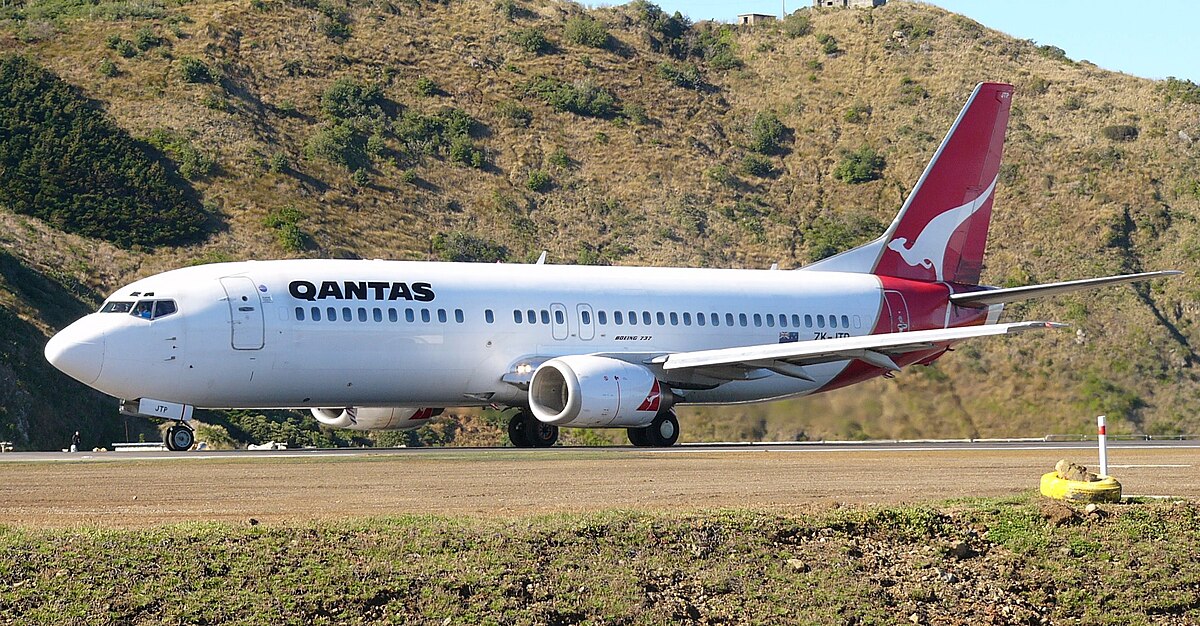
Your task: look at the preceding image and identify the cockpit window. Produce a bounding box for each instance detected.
[116,299,179,320]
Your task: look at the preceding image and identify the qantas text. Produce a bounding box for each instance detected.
[288,280,435,302]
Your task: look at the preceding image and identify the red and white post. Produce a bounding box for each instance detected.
[1097,414,1109,477]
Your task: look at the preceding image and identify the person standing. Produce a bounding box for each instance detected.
[70,431,80,453]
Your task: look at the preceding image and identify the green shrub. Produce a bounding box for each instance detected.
[350,168,369,186]
[740,153,774,177]
[893,16,934,42]
[817,33,840,55]
[510,27,550,54]
[526,169,552,192]
[393,108,479,158]
[412,76,438,97]
[178,56,211,83]
[263,206,308,251]
[621,102,648,125]
[898,76,928,105]
[656,61,704,89]
[834,146,885,183]
[305,122,367,170]
[133,26,161,51]
[319,77,383,120]
[268,152,288,173]
[432,231,508,262]
[0,56,205,247]
[748,111,788,155]
[706,164,736,186]
[97,58,118,77]
[843,103,870,123]
[448,136,485,168]
[115,40,137,58]
[104,33,122,49]
[1101,124,1139,142]
[1162,77,1200,104]
[1036,44,1068,62]
[495,100,533,126]
[783,12,811,38]
[694,25,742,70]
[146,129,216,180]
[494,0,517,20]
[564,15,609,48]
[523,75,616,118]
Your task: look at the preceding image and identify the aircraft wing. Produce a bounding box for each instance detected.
[651,321,1066,380]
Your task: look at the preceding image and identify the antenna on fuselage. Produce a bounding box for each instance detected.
[535,251,548,265]
[769,262,779,270]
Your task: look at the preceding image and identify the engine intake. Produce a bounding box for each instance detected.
[310,407,442,430]
[529,355,671,427]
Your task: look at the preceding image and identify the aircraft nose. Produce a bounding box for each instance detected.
[45,321,105,385]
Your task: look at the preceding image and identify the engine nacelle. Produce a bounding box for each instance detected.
[529,355,671,427]
[310,407,442,430]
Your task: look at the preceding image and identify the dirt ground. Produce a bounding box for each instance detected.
[1,447,1196,527]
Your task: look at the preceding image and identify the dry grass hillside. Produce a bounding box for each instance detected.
[1,0,1198,447]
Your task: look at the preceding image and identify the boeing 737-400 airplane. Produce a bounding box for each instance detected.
[45,83,1179,451]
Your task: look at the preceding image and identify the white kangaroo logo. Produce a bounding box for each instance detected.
[886,176,997,281]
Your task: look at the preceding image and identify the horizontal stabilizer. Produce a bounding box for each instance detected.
[950,271,1182,308]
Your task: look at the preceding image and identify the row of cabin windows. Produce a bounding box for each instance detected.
[505,309,859,330]
[295,306,465,324]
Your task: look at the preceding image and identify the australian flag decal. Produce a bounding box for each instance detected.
[778,332,799,344]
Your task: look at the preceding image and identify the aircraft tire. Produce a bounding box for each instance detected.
[644,410,679,447]
[508,412,533,448]
[526,420,559,448]
[627,427,649,447]
[164,424,194,452]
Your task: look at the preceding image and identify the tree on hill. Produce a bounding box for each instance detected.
[0,56,208,248]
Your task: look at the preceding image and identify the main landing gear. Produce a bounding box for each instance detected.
[627,409,679,447]
[164,422,195,451]
[507,410,559,448]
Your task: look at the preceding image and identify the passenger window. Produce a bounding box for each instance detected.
[311,307,322,322]
[421,309,431,323]
[455,309,465,323]
[853,315,862,329]
[656,312,666,325]
[598,311,607,325]
[778,314,787,328]
[541,310,551,325]
[739,313,748,327]
[581,310,591,324]
[438,309,447,323]
[792,314,801,327]
[100,301,134,313]
[513,310,522,324]
[697,313,706,327]
[766,314,775,328]
[389,309,399,323]
[485,309,494,324]
[372,308,383,323]
[683,312,692,326]
[642,312,651,325]
[628,311,638,326]
[341,307,352,322]
[295,307,305,321]
[555,310,565,324]
[615,311,624,325]
[669,312,679,326]
[725,313,734,326]
[753,313,762,327]
[842,315,850,328]
[817,315,825,329]
[711,313,720,326]
[830,315,838,329]
[805,314,813,328]
[406,308,416,323]
[357,308,367,322]
[326,307,336,322]
[528,310,537,324]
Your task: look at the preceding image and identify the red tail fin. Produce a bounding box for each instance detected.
[804,82,1013,285]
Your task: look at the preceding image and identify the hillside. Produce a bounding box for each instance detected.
[1,0,1198,449]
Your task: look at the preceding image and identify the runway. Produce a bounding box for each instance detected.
[1,439,1195,527]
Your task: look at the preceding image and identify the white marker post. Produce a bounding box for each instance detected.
[1097,415,1109,477]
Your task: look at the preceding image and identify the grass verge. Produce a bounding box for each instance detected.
[1,495,1198,624]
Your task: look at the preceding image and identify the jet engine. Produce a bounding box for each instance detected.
[529,355,672,427]
[310,407,443,430]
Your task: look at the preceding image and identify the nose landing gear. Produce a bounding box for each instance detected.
[507,410,558,448]
[164,422,195,451]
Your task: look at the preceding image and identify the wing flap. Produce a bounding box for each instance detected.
[661,321,1067,373]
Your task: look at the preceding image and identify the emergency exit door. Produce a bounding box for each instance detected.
[220,276,264,350]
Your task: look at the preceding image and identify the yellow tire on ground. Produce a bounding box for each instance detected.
[1040,472,1122,503]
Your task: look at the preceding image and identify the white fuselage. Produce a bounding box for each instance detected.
[51,260,891,410]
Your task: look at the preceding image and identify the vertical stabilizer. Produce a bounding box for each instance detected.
[803,82,1013,285]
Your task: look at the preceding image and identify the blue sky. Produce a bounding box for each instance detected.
[620,1,1199,83]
